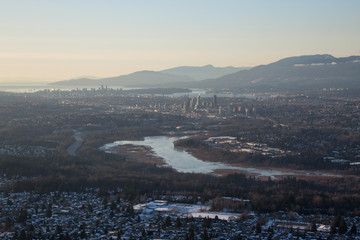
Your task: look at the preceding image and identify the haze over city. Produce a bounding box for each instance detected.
[1,0,360,83]
[3,1,360,239]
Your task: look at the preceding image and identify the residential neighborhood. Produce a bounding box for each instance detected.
[0,175,358,239]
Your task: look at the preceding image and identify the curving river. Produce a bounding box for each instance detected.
[100,136,338,178]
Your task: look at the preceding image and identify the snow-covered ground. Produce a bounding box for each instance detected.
[134,200,242,221]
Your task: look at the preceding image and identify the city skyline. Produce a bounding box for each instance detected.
[1,0,360,83]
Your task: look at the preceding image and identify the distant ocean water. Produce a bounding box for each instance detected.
[0,83,268,99]
[1,85,50,93]
[0,83,110,93]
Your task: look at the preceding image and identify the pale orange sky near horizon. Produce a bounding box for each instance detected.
[1,0,360,83]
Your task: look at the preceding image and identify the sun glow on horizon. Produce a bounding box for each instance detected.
[1,0,359,83]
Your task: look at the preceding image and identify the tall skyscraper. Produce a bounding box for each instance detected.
[183,98,190,113]
[212,95,217,108]
[195,96,201,109]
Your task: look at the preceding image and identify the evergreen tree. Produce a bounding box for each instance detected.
[350,223,357,235]
[175,217,182,228]
[256,222,262,234]
[18,230,27,240]
[117,230,122,239]
[79,230,87,239]
[17,209,28,223]
[201,228,209,240]
[330,215,340,234]
[55,225,63,234]
[110,201,117,211]
[185,233,190,240]
[4,217,12,230]
[235,233,243,240]
[102,197,108,209]
[311,222,317,232]
[203,217,211,228]
[162,216,172,229]
[189,228,195,240]
[46,205,52,218]
[64,232,70,240]
[338,217,347,234]
[331,215,347,234]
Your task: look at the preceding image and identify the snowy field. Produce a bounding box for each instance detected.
[134,200,242,221]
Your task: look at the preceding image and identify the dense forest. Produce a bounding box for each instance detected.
[175,139,360,172]
[1,151,360,215]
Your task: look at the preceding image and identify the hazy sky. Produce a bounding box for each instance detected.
[1,0,360,83]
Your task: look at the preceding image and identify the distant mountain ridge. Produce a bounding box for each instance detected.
[161,65,249,81]
[50,55,360,92]
[267,54,359,66]
[98,71,194,87]
[195,54,360,91]
[50,70,194,87]
[50,65,247,87]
